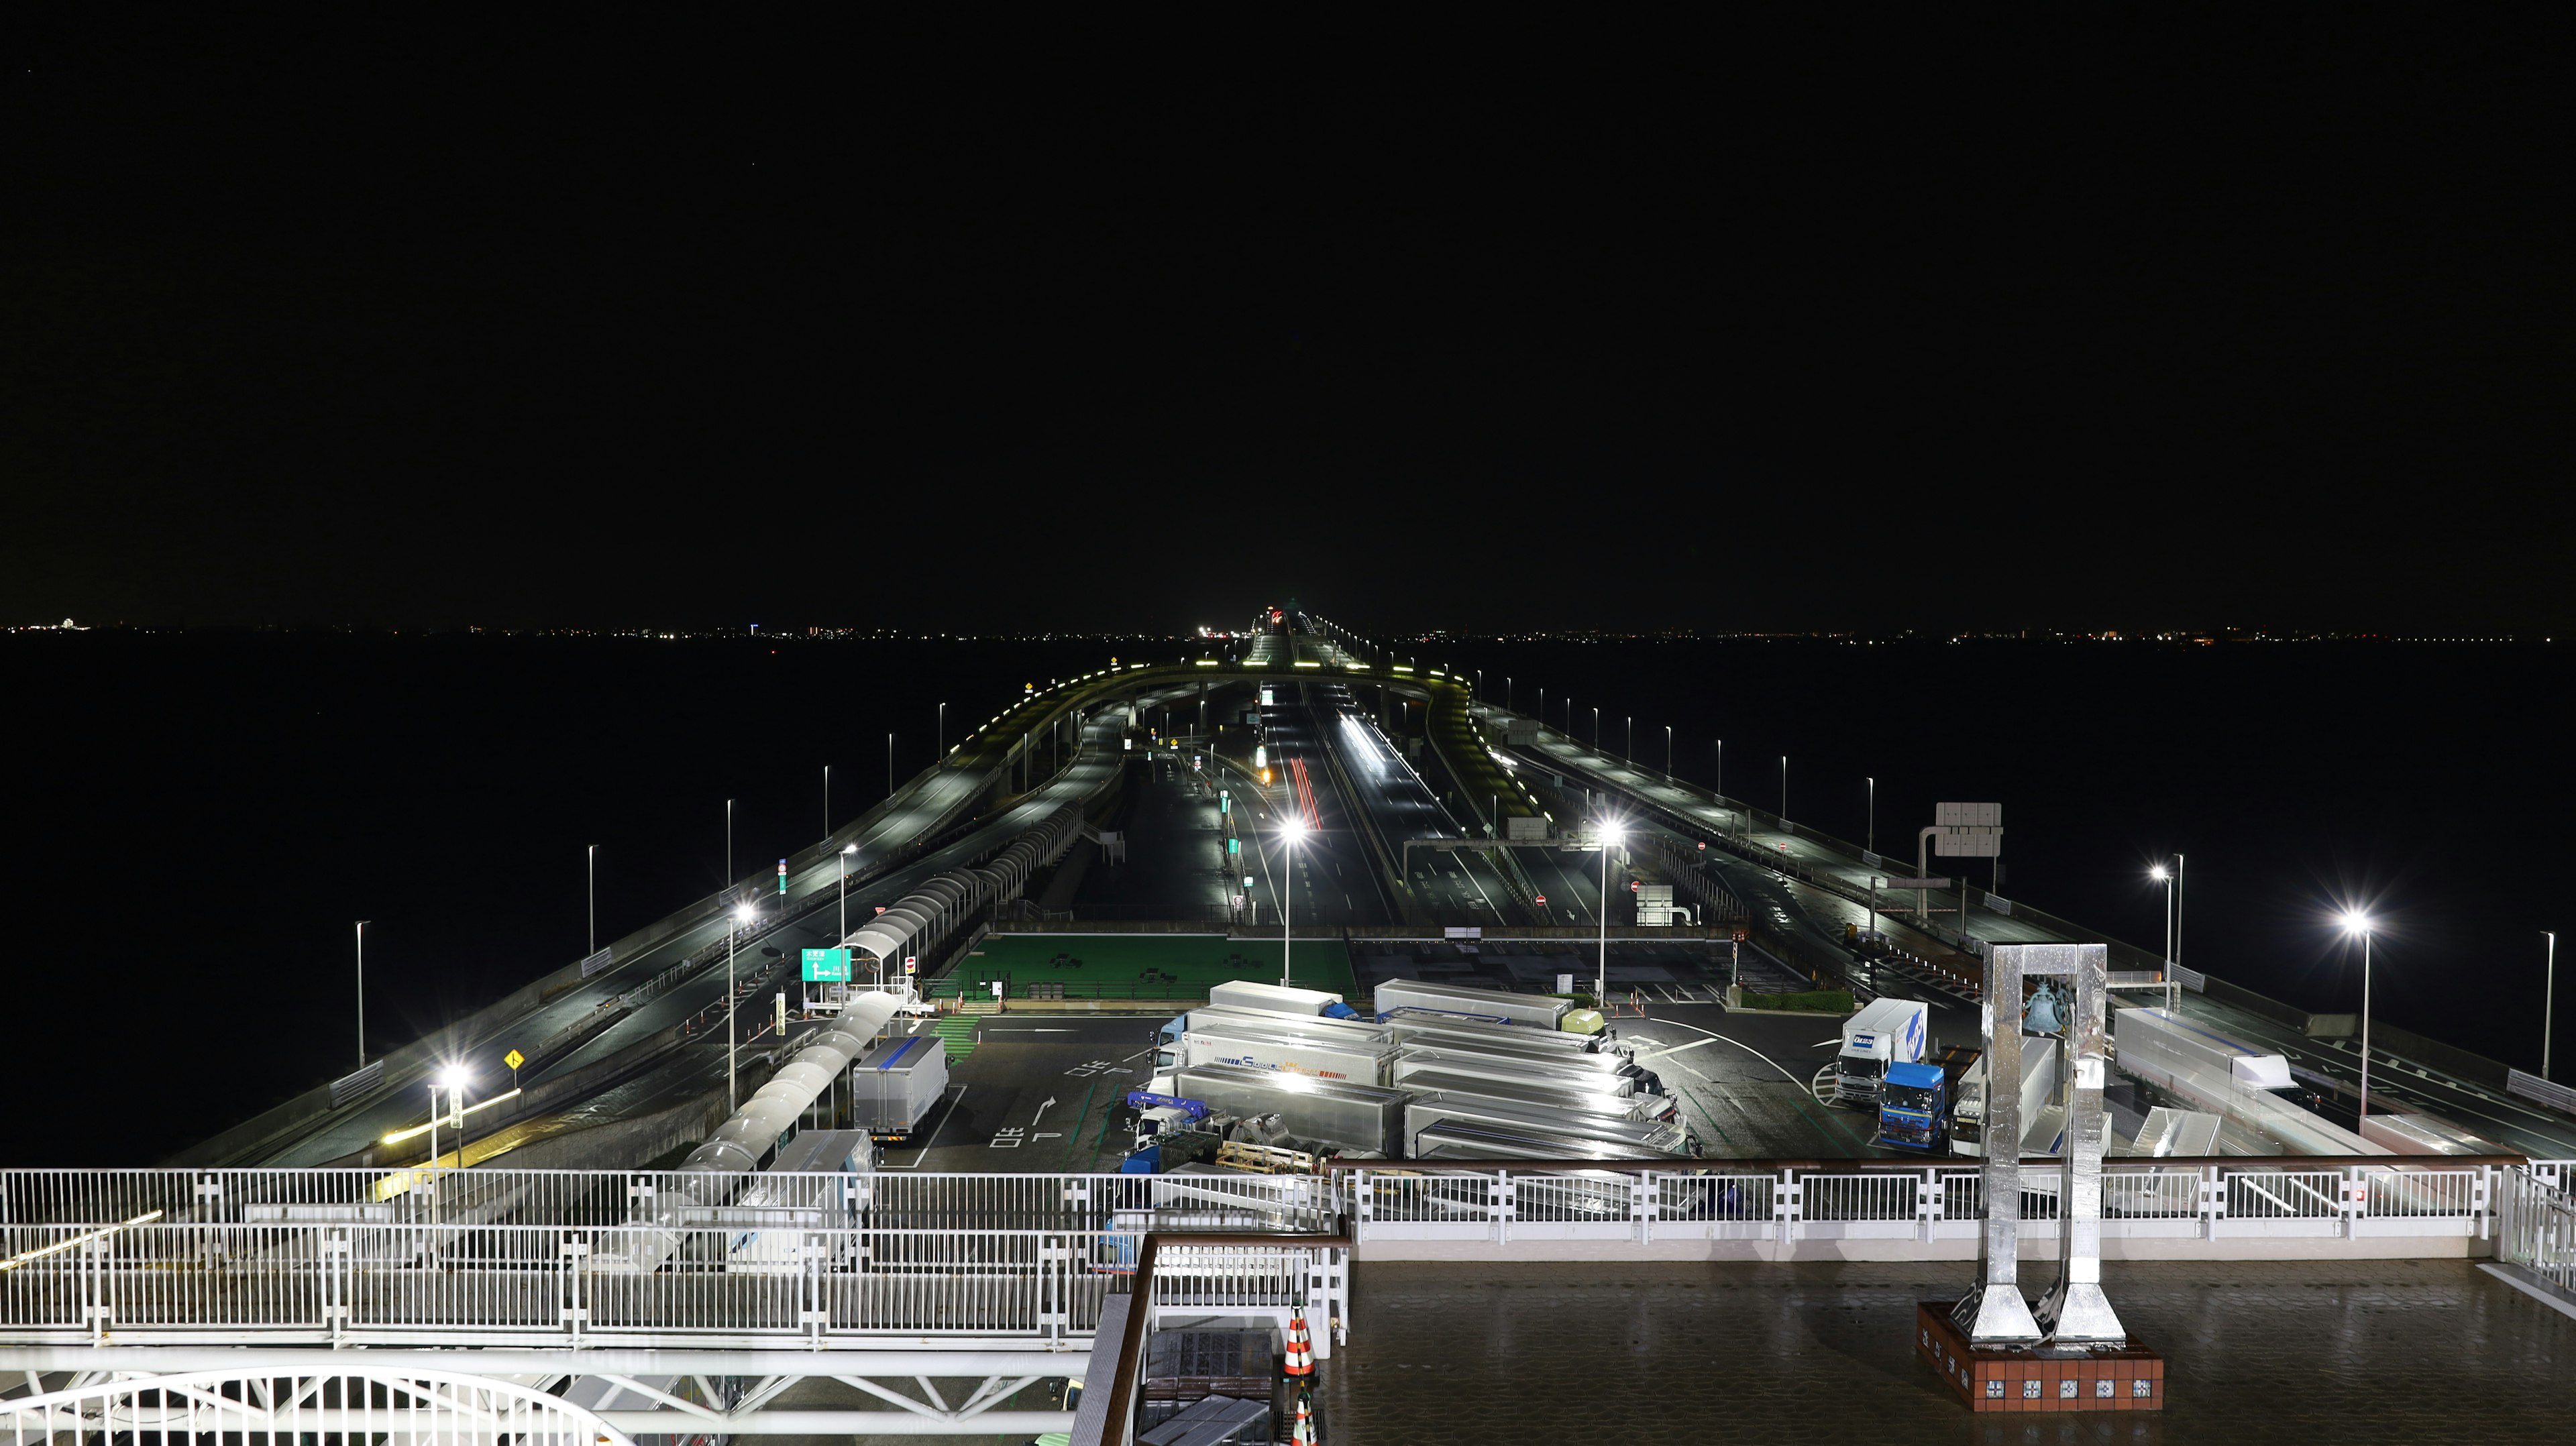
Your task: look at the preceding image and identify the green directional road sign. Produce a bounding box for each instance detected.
[801,948,851,982]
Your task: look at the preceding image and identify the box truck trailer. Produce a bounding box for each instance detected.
[851,1034,949,1139]
[1178,1017,1401,1084]
[1171,1063,1409,1157]
[1401,1093,1696,1158]
[1373,978,1572,1031]
[1831,997,1929,1107]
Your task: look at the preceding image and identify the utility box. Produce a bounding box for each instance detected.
[851,1034,949,1139]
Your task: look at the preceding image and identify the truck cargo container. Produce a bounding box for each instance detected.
[1412,1120,1674,1162]
[1950,1034,2062,1159]
[1208,980,1358,1019]
[1401,1036,1638,1093]
[1159,1004,1393,1069]
[1378,1006,1626,1058]
[1373,978,1572,1031]
[1390,1068,1677,1123]
[1832,997,1929,1107]
[850,1033,949,1139]
[719,1128,872,1273]
[1875,1046,1978,1152]
[1172,1063,1411,1157]
[1178,1017,1401,1084]
[1403,1093,1695,1158]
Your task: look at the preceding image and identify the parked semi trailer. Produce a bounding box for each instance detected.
[1379,1007,1631,1060]
[1177,1016,1402,1084]
[1390,1068,1678,1123]
[850,1034,949,1140]
[1373,978,1573,1032]
[1171,1063,1411,1157]
[1402,1093,1697,1158]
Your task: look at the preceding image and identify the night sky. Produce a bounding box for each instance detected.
[7,21,2569,634]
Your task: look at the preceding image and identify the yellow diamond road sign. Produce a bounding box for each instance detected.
[504,1049,525,1070]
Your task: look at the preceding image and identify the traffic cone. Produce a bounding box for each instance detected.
[1291,1388,1317,1444]
[1283,1305,1314,1378]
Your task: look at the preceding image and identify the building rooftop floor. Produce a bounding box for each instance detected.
[1320,1258,2575,1443]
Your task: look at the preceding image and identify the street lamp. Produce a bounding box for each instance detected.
[1866,779,1874,854]
[2340,911,2375,1129]
[1780,756,1789,825]
[1665,725,1673,779]
[2545,931,2559,1082]
[839,843,858,943]
[1279,817,1307,987]
[355,921,369,1069]
[938,702,947,761]
[729,901,755,1111]
[587,845,596,956]
[1596,821,1625,1007]
[726,799,734,889]
[823,765,830,841]
[1593,706,1600,750]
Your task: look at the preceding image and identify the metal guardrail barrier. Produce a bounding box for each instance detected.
[2496,1166,2576,1294]
[1342,1159,2559,1247]
[0,1168,1340,1349]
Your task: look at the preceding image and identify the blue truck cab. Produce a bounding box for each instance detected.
[1876,1060,1951,1151]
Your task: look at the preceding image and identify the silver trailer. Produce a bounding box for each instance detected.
[1207,979,1344,1018]
[1179,1017,1401,1085]
[1392,1068,1677,1123]
[1373,978,1571,1031]
[1413,1120,1672,1162]
[1393,1044,1642,1093]
[1173,1063,1410,1157]
[1379,1007,1628,1060]
[1187,1004,1395,1046]
[850,1032,949,1139]
[1402,1093,1695,1158]
[717,1128,873,1273]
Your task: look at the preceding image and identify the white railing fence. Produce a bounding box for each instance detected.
[0,1368,631,1446]
[1348,1162,2558,1247]
[2496,1166,2576,1294]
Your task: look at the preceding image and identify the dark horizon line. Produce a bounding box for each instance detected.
[4,621,2554,645]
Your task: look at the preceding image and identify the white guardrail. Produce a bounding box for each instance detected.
[0,1169,1339,1348]
[1348,1162,2576,1248]
[1,1164,2565,1345]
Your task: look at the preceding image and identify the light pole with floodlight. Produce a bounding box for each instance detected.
[1866,779,1875,854]
[353,917,368,1067]
[729,901,753,1111]
[1279,817,1307,987]
[1596,820,1624,1005]
[839,842,858,941]
[2546,930,2558,1081]
[2151,864,2174,966]
[2341,911,2375,1127]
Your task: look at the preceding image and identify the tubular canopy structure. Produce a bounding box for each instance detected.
[593,991,902,1273]
[845,803,1087,966]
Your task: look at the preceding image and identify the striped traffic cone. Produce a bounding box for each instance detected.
[1283,1305,1314,1378]
[1291,1388,1316,1444]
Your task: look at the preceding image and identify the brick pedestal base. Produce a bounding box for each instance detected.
[1916,1302,2166,1412]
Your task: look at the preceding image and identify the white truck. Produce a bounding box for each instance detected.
[1207,979,1356,1019]
[1831,997,1928,1107]
[850,1033,949,1140]
[1949,1033,2063,1158]
[1178,1017,1401,1084]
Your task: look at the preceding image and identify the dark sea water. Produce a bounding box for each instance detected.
[4,632,2566,1166]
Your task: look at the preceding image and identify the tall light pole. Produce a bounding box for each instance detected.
[1506,677,1513,713]
[729,901,753,1111]
[1713,739,1722,800]
[887,732,895,801]
[355,921,369,1069]
[2341,911,2375,1128]
[1780,756,1789,825]
[2534,928,2555,1077]
[938,702,947,762]
[823,765,830,841]
[1665,725,1673,779]
[2174,854,2186,968]
[726,799,734,889]
[1625,714,1633,762]
[2151,864,2173,967]
[1279,818,1307,987]
[1592,706,1600,750]
[1597,821,1624,1005]
[839,843,857,943]
[1866,779,1875,854]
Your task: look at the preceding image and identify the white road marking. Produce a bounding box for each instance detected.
[881,1085,968,1169]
